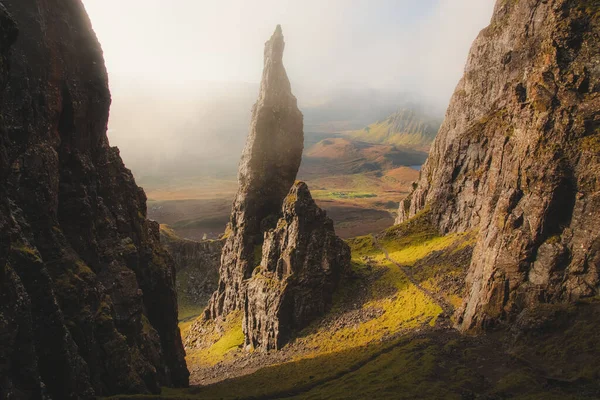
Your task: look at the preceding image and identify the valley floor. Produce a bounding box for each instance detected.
[142,169,414,241]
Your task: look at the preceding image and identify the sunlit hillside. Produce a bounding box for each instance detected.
[348,108,443,151]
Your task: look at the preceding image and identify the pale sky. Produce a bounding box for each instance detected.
[82,0,495,106]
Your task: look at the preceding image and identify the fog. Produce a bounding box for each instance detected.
[81,0,495,178]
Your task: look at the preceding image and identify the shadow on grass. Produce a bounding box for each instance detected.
[108,301,600,400]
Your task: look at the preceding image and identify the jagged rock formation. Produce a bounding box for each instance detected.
[160,226,222,310]
[244,182,351,350]
[0,1,189,398]
[397,0,599,331]
[206,25,304,320]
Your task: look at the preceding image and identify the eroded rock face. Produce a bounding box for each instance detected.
[160,227,223,310]
[397,0,600,330]
[0,0,188,397]
[244,182,350,350]
[0,7,41,400]
[206,25,304,320]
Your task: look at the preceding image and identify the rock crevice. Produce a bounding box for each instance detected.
[244,182,351,350]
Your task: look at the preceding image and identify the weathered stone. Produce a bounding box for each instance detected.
[244,182,350,350]
[206,25,304,320]
[0,0,189,397]
[397,0,600,331]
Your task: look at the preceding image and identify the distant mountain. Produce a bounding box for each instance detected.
[301,88,442,134]
[348,108,443,151]
[300,137,427,177]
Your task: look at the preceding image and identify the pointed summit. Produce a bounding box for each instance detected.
[264,25,284,63]
[260,24,291,104]
[244,182,350,350]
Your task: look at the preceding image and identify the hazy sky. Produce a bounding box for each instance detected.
[82,0,495,106]
[80,0,496,178]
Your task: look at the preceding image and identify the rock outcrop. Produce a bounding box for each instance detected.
[206,25,304,320]
[160,226,222,310]
[397,0,600,330]
[0,1,189,398]
[244,182,351,350]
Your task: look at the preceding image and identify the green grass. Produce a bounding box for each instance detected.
[289,218,448,358]
[112,301,600,399]
[185,311,245,367]
[312,190,378,200]
[113,209,600,400]
[178,305,205,323]
[11,241,42,261]
[253,244,263,267]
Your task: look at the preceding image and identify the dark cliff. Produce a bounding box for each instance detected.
[398,0,600,330]
[0,1,189,398]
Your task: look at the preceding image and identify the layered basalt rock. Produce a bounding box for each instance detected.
[206,25,304,320]
[397,0,600,330]
[244,182,350,350]
[0,0,188,398]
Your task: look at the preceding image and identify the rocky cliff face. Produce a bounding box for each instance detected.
[397,0,600,330]
[160,227,222,310]
[206,25,304,320]
[0,1,189,398]
[244,182,351,350]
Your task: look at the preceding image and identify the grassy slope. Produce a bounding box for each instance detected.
[106,213,600,400]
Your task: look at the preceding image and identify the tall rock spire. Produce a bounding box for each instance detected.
[206,25,304,319]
